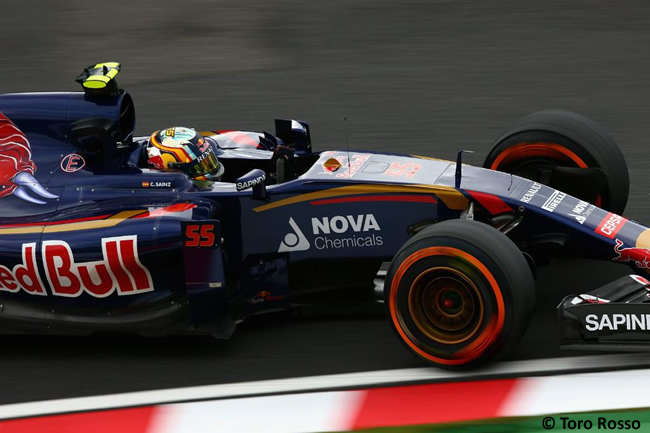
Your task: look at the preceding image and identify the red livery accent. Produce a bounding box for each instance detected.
[60,153,85,173]
[0,265,18,292]
[336,154,370,178]
[384,162,422,179]
[596,213,628,239]
[133,203,197,219]
[184,224,216,247]
[466,191,513,215]
[78,261,114,297]
[12,244,46,295]
[0,113,36,198]
[631,274,650,285]
[0,236,154,298]
[104,239,136,294]
[185,225,201,247]
[119,238,154,291]
[310,194,437,206]
[613,239,650,269]
[44,243,81,296]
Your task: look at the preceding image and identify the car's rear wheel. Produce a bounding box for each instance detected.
[483,110,629,214]
[385,220,535,369]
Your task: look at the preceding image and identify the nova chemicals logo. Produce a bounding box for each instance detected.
[278,218,310,252]
[278,214,383,252]
[311,214,383,250]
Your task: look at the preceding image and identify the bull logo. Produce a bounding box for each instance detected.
[0,113,58,205]
[613,239,650,269]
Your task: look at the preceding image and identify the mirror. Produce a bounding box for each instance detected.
[236,169,268,201]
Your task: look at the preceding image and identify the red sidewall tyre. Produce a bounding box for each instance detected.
[385,220,535,369]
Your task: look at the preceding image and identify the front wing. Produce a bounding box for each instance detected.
[558,274,650,350]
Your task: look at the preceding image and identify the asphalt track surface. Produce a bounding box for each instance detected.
[2,0,650,404]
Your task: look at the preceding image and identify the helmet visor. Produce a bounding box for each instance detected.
[183,151,219,178]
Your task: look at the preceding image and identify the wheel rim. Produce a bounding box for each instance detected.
[408,267,484,345]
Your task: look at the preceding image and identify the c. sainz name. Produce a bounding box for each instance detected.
[0,235,153,298]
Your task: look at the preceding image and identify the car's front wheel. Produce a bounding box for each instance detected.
[385,220,535,369]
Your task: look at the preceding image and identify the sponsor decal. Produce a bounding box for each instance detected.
[311,214,381,234]
[278,217,311,252]
[585,313,650,332]
[312,214,383,250]
[541,190,566,212]
[278,214,383,252]
[336,154,370,178]
[568,200,594,224]
[520,182,542,203]
[195,145,213,163]
[247,290,287,305]
[60,154,85,173]
[384,162,422,179]
[597,213,628,239]
[0,235,153,298]
[142,181,172,188]
[613,239,650,268]
[322,157,342,173]
[236,173,266,191]
[0,113,59,205]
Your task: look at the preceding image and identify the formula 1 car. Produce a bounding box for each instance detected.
[0,63,646,369]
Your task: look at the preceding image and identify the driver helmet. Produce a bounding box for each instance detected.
[146,127,224,182]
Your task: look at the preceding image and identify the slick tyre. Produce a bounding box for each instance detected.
[385,220,535,369]
[483,110,629,214]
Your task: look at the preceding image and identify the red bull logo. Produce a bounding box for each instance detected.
[0,235,154,298]
[0,113,59,205]
[613,239,650,269]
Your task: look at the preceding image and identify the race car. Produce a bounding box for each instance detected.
[0,62,645,369]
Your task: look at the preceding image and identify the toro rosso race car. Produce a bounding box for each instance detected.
[0,63,647,369]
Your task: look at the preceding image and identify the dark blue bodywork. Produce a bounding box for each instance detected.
[0,87,647,339]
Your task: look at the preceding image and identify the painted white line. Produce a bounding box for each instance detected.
[151,391,365,433]
[0,353,649,420]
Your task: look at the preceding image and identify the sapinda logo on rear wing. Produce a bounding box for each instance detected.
[0,235,154,298]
